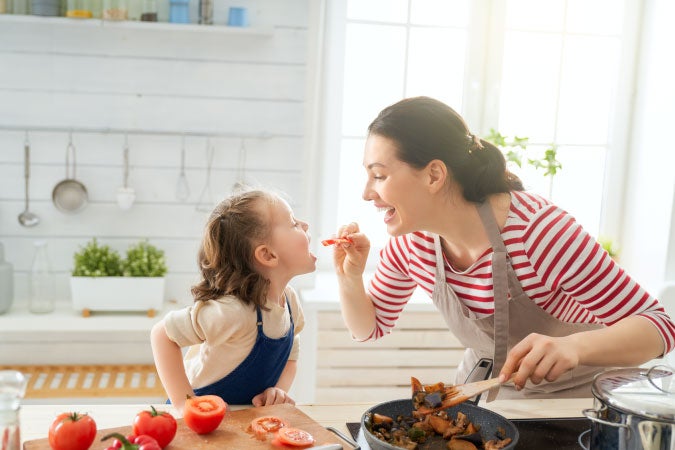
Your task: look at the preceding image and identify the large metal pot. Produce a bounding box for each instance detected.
[360,398,519,450]
[581,366,674,450]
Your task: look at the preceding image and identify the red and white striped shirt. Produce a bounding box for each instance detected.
[367,191,675,354]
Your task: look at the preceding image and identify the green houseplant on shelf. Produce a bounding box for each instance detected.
[70,238,168,317]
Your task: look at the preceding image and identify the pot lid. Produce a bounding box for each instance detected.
[592,366,675,421]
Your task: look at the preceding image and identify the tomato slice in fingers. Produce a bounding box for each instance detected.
[321,237,353,246]
[276,427,315,447]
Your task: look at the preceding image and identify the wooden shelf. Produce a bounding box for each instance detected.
[0,14,274,36]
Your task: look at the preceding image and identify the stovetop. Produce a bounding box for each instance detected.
[346,417,591,450]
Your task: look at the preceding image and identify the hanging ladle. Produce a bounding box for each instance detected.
[232,138,247,192]
[18,132,40,227]
[116,134,135,210]
[195,138,215,212]
[175,134,190,202]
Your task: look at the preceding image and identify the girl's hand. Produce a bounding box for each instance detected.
[331,222,370,278]
[499,333,580,390]
[251,387,295,407]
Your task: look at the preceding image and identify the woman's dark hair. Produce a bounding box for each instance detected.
[191,189,278,309]
[368,96,523,202]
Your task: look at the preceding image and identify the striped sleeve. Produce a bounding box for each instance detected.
[366,235,418,340]
[523,205,675,354]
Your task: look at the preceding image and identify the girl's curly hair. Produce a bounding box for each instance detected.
[191,189,278,309]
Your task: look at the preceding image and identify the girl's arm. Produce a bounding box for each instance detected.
[251,360,297,407]
[150,320,194,411]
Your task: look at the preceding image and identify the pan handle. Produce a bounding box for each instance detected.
[463,358,493,405]
[66,133,77,179]
[325,426,360,450]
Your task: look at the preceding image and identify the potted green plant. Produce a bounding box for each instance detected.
[70,238,168,317]
[484,129,562,199]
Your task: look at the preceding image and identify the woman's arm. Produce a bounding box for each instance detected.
[150,320,194,411]
[500,315,665,389]
[332,225,377,339]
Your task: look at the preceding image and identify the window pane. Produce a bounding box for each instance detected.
[342,23,407,136]
[498,31,562,141]
[557,36,620,144]
[506,0,565,31]
[566,0,624,35]
[406,26,466,107]
[347,0,409,23]
[410,0,469,27]
[550,146,606,236]
[337,138,389,254]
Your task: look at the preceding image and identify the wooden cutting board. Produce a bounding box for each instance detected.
[23,403,355,449]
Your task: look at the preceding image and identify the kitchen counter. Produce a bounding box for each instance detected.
[19,398,594,445]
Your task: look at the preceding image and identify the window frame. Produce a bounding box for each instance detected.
[311,0,643,273]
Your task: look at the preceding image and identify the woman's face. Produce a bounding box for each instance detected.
[362,134,431,236]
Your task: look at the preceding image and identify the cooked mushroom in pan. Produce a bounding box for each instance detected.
[364,378,513,450]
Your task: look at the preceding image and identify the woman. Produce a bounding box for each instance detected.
[330,96,675,399]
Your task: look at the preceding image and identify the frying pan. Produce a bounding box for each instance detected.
[360,399,519,450]
[52,138,88,214]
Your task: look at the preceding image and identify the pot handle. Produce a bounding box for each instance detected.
[582,408,630,430]
[577,429,590,450]
[582,408,632,444]
[646,364,675,394]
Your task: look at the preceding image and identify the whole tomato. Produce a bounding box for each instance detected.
[183,395,227,435]
[132,406,177,449]
[48,412,97,450]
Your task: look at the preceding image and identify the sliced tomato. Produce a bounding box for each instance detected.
[321,237,353,246]
[250,416,289,440]
[276,427,315,447]
[183,395,227,435]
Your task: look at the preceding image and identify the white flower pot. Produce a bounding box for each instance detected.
[70,277,165,317]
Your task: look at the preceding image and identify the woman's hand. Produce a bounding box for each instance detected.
[332,222,370,278]
[499,333,580,390]
[251,387,295,407]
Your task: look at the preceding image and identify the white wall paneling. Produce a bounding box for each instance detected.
[0,0,313,307]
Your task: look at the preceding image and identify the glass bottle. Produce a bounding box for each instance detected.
[168,0,188,23]
[66,0,92,18]
[10,0,28,14]
[0,242,14,314]
[28,241,55,314]
[140,0,157,22]
[102,0,127,20]
[0,370,26,450]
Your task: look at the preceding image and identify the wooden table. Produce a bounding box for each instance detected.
[18,398,594,445]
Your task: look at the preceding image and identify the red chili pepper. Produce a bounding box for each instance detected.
[321,237,353,246]
[102,432,162,450]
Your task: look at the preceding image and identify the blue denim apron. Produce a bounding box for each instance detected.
[192,296,294,404]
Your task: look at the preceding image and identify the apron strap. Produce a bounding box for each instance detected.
[476,201,509,401]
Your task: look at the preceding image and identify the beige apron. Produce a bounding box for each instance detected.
[431,201,604,400]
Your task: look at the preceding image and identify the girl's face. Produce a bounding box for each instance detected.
[362,134,432,236]
[267,198,317,276]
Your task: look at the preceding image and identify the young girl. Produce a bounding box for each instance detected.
[151,189,316,410]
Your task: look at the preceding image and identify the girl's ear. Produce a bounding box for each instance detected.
[426,159,447,194]
[254,244,278,268]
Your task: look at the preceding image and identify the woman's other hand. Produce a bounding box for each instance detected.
[499,332,580,390]
[252,387,295,407]
[332,222,370,278]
